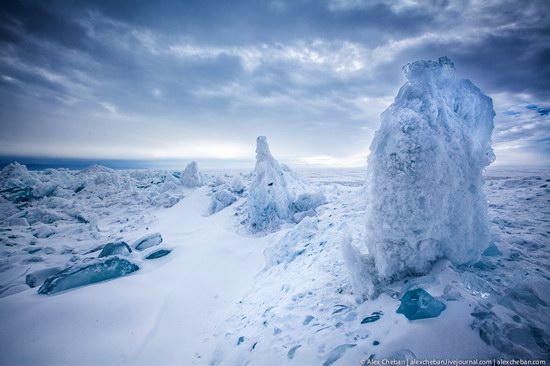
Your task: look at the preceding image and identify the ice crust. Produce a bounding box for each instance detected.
[363,57,495,287]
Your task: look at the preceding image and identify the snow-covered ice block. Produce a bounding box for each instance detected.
[209,189,238,214]
[181,161,203,187]
[264,216,317,267]
[362,57,495,286]
[32,225,56,238]
[133,233,163,251]
[228,176,245,194]
[38,257,139,295]
[25,267,62,288]
[5,216,29,226]
[98,241,132,258]
[293,192,326,213]
[396,288,446,320]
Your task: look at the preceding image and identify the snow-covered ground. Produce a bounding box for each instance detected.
[0,163,548,365]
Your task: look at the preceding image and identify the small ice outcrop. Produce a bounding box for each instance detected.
[38,257,139,295]
[396,288,446,320]
[0,162,56,203]
[98,241,132,258]
[145,249,171,260]
[32,225,56,238]
[181,161,203,187]
[248,136,296,233]
[358,57,495,293]
[265,216,318,267]
[228,176,245,195]
[209,189,238,214]
[292,191,326,222]
[133,233,163,251]
[323,344,357,366]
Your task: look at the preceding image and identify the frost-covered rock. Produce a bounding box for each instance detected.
[38,257,139,295]
[181,161,203,187]
[134,233,163,251]
[360,57,495,291]
[248,137,297,233]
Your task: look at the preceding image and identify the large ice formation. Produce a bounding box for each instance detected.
[362,57,495,287]
[247,137,300,232]
[247,136,296,232]
[248,136,326,233]
[181,161,203,187]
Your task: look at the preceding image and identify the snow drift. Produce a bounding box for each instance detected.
[361,57,495,291]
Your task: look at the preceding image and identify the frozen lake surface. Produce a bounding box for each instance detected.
[0,165,548,365]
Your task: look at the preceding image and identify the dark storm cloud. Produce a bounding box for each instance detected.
[0,0,548,166]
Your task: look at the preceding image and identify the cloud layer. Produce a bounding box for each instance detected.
[0,0,548,167]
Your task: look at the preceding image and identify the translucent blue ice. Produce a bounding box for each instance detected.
[145,249,171,260]
[25,267,62,288]
[134,233,163,251]
[38,257,139,295]
[98,241,132,258]
[397,288,446,320]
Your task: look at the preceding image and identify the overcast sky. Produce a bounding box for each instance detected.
[0,0,548,168]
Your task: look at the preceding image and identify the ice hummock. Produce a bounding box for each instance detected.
[357,57,495,293]
[181,161,203,187]
[247,136,326,233]
[247,136,297,233]
[209,189,238,214]
[38,257,139,295]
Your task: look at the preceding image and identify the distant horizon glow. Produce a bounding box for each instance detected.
[0,0,548,168]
